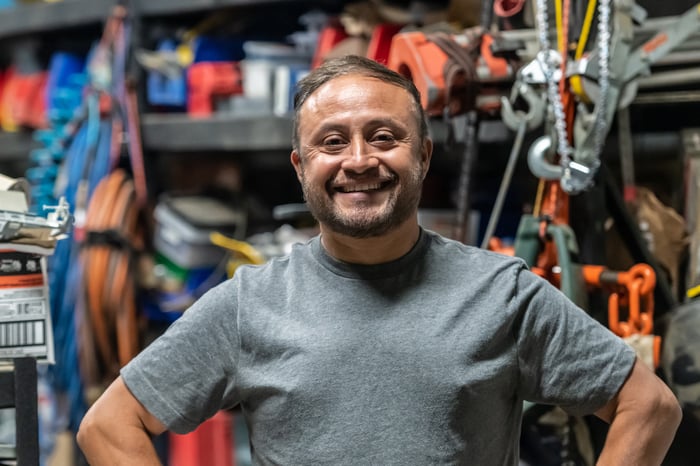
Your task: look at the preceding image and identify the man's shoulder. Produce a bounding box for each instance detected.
[234,237,317,278]
[424,229,526,269]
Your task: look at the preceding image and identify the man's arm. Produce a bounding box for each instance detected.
[77,376,167,465]
[594,356,682,465]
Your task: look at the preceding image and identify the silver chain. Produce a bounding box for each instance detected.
[535,0,573,166]
[535,0,613,185]
[592,0,612,160]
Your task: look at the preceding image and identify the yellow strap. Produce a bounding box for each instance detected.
[555,0,564,51]
[210,232,266,278]
[570,0,598,103]
[576,0,598,59]
[687,283,700,299]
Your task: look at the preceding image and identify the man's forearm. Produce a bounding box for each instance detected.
[77,377,168,465]
[595,362,682,466]
[597,400,681,465]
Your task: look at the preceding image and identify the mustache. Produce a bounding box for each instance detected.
[330,168,398,186]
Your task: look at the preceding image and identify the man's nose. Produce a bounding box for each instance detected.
[340,138,380,172]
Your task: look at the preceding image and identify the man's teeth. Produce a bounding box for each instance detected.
[340,183,382,193]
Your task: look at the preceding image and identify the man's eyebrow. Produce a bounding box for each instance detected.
[314,123,347,135]
[364,117,408,129]
[322,117,407,130]
[309,118,409,138]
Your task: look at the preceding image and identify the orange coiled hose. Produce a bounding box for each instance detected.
[80,168,144,389]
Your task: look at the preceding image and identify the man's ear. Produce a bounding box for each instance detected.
[291,150,303,182]
[421,138,433,179]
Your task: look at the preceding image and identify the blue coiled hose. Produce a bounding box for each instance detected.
[47,88,111,431]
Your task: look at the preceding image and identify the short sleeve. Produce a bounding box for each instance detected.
[121,279,242,433]
[513,265,636,415]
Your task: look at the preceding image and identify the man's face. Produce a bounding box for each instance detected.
[291,75,432,238]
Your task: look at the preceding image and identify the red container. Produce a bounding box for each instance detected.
[169,410,235,466]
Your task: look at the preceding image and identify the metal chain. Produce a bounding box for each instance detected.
[535,0,573,165]
[592,0,612,159]
[535,0,613,185]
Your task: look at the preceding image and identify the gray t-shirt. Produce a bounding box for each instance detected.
[121,229,635,465]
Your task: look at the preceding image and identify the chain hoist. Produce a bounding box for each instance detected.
[534,0,613,193]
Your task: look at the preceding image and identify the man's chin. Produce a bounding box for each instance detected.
[326,222,392,239]
[324,210,401,238]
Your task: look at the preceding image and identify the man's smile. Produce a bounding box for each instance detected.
[330,176,397,194]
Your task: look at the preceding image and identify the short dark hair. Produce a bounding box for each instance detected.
[292,55,429,152]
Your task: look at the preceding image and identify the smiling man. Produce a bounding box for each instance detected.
[78,55,681,465]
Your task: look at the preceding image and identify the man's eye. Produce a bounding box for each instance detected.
[322,136,345,146]
[372,132,395,143]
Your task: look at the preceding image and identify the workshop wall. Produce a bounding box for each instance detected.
[1,1,699,465]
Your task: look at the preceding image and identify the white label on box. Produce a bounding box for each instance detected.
[0,251,54,363]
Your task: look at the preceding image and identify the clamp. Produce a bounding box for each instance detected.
[0,197,72,242]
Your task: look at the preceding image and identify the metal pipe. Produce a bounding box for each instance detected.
[638,67,700,89]
[633,90,700,104]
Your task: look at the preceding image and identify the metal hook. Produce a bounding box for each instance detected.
[500,81,545,132]
[527,135,562,180]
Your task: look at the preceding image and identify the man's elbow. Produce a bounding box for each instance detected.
[605,358,683,433]
[627,373,685,435]
[655,383,683,430]
[76,408,99,454]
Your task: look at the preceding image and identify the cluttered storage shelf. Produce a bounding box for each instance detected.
[2,0,700,465]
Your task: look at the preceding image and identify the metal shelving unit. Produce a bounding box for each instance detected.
[0,0,110,165]
[0,0,340,37]
[141,113,294,152]
[0,0,113,39]
[0,0,346,162]
[137,0,342,154]
[139,0,340,16]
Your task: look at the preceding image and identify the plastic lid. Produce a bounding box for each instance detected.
[164,195,244,230]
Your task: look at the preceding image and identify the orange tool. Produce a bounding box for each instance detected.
[387,29,514,116]
[386,30,448,116]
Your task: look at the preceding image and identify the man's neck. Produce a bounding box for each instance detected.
[319,219,421,265]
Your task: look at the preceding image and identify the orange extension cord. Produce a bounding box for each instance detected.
[80,169,144,390]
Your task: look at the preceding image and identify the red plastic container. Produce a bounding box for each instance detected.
[169,410,235,466]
